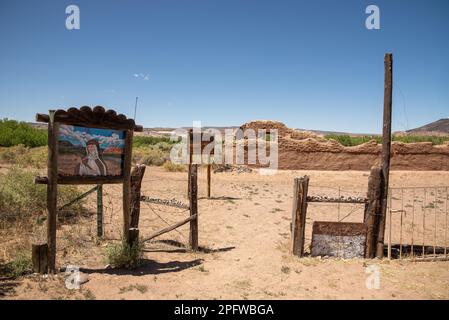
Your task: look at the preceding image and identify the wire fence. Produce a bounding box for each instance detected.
[387,186,449,260]
[302,184,449,259]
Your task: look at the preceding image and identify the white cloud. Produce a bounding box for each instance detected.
[133,73,150,80]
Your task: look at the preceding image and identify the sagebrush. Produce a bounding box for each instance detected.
[106,239,144,269]
[0,119,47,148]
[0,167,85,225]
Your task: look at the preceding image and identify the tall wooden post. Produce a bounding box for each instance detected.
[207,164,211,198]
[188,129,193,198]
[47,110,58,273]
[291,176,309,256]
[365,166,382,258]
[130,164,146,229]
[97,184,103,237]
[123,129,134,243]
[189,164,199,251]
[376,53,393,258]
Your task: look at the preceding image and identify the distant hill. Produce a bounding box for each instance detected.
[406,118,449,135]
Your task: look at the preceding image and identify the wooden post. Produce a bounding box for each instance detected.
[376,53,393,258]
[189,164,199,251]
[365,166,382,258]
[123,129,134,243]
[188,129,193,198]
[46,110,58,273]
[291,176,309,256]
[130,165,146,229]
[97,184,103,237]
[32,243,48,274]
[128,228,139,247]
[207,164,211,198]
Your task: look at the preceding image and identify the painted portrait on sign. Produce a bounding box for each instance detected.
[57,125,126,177]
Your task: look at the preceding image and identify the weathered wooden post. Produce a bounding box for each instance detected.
[123,129,134,243]
[97,184,103,237]
[32,243,48,274]
[376,53,393,258]
[291,176,309,256]
[365,166,382,258]
[207,163,211,198]
[47,110,58,273]
[189,164,199,251]
[128,228,139,247]
[130,164,146,229]
[188,129,193,198]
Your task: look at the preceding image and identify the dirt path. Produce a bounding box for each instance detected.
[4,168,449,299]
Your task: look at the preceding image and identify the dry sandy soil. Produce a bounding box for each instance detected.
[2,167,449,300]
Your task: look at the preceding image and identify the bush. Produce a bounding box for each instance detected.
[0,167,84,224]
[324,134,449,147]
[0,145,47,168]
[133,146,169,166]
[106,239,144,269]
[133,135,179,147]
[0,119,47,148]
[325,134,381,146]
[162,161,186,172]
[0,251,32,278]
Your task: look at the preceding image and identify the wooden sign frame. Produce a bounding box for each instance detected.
[36,106,142,273]
[188,129,215,199]
[188,129,215,159]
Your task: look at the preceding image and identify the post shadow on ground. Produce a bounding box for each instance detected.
[79,258,204,276]
[198,196,242,201]
[0,279,20,297]
[143,239,236,254]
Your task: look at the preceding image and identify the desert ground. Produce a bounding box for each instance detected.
[1,166,449,300]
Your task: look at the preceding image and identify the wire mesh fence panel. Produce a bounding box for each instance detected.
[387,187,449,259]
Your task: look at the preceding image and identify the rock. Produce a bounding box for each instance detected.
[77,272,89,285]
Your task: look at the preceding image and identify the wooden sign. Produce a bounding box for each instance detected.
[35,106,142,273]
[36,106,142,185]
[189,129,215,158]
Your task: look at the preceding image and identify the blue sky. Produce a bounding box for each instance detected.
[0,0,448,133]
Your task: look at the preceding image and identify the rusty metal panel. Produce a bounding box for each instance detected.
[311,221,367,258]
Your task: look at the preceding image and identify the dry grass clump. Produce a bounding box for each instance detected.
[133,146,170,166]
[0,167,86,265]
[162,161,186,172]
[0,167,83,225]
[0,145,47,168]
[105,239,144,269]
[0,250,32,278]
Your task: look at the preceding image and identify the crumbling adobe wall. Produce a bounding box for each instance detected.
[240,121,449,171]
[278,137,449,170]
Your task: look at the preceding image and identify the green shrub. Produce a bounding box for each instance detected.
[106,239,144,269]
[0,167,84,224]
[325,134,381,146]
[0,145,47,168]
[0,119,47,148]
[133,135,179,147]
[392,135,449,145]
[0,251,32,278]
[133,146,169,166]
[325,134,449,147]
[162,161,186,172]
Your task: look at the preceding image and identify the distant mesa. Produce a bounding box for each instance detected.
[405,118,449,135]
